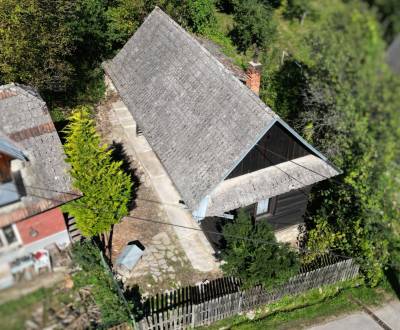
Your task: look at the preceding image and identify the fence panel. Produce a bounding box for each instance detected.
[137,258,359,329]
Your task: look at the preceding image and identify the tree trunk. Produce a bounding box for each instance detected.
[107,224,115,264]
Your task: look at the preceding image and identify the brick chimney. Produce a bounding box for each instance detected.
[246,61,262,95]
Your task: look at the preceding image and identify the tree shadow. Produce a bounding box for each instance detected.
[110,141,141,211]
[200,216,233,260]
[265,59,309,125]
[124,284,145,321]
[385,267,400,300]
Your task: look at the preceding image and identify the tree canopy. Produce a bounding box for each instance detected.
[62,106,132,238]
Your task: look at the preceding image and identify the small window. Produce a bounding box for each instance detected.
[256,197,277,218]
[3,225,17,244]
[256,198,270,215]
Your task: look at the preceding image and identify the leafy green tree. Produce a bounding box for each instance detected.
[363,0,400,42]
[262,0,400,286]
[63,106,132,244]
[186,0,216,33]
[230,0,276,52]
[105,0,148,50]
[222,209,300,289]
[0,0,77,92]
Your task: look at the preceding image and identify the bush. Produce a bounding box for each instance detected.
[72,241,131,325]
[222,209,300,289]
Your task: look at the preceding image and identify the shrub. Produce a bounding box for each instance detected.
[72,241,131,325]
[222,209,300,289]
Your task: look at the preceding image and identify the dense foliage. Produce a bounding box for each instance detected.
[210,0,400,286]
[222,209,300,289]
[0,0,76,93]
[62,106,132,238]
[72,240,131,325]
[253,0,400,286]
[230,0,276,52]
[1,0,399,287]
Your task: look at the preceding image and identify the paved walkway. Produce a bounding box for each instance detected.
[111,100,219,272]
[309,300,400,330]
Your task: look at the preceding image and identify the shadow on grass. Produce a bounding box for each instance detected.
[385,267,400,300]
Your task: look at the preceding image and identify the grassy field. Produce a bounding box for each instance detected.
[200,280,396,330]
[0,288,51,330]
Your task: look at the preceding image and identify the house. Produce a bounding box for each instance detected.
[387,34,400,74]
[103,7,340,245]
[0,83,78,287]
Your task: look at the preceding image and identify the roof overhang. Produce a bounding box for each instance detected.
[0,137,27,160]
[205,154,340,217]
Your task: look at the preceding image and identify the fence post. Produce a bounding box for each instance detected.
[192,304,197,328]
[237,292,243,313]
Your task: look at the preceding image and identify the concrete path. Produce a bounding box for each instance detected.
[111,100,219,272]
[309,300,400,330]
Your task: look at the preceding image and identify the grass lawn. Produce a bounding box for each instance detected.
[200,280,396,330]
[0,288,51,330]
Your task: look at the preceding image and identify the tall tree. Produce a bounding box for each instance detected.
[63,106,132,252]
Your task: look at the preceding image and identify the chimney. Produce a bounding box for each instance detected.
[245,61,262,95]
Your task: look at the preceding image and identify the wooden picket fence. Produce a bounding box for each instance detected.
[136,257,359,329]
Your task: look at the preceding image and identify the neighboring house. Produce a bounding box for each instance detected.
[0,83,78,287]
[387,34,400,74]
[103,8,340,244]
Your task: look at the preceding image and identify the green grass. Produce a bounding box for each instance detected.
[0,288,51,330]
[200,280,395,330]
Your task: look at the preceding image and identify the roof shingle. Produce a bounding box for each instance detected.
[103,7,277,209]
[0,83,77,225]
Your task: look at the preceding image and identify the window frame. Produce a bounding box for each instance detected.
[255,197,277,219]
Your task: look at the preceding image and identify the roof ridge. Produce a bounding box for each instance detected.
[146,7,277,119]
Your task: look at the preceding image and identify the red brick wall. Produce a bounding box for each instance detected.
[246,68,261,95]
[16,208,67,245]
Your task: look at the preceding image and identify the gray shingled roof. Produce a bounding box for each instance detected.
[104,7,278,210]
[195,36,247,81]
[387,34,400,74]
[206,155,339,216]
[0,83,77,224]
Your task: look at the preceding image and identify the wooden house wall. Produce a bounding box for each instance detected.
[258,187,311,231]
[0,153,12,183]
[226,123,310,179]
[224,123,313,231]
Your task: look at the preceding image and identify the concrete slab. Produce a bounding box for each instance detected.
[309,300,400,330]
[140,151,166,178]
[373,300,400,329]
[309,312,382,330]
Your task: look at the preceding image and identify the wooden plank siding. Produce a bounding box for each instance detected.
[223,122,314,230]
[261,187,311,230]
[226,122,310,179]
